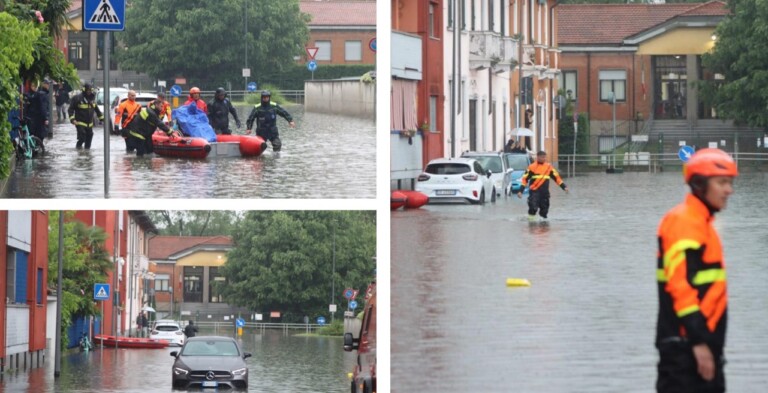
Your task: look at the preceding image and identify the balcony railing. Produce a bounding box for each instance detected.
[469,31,518,72]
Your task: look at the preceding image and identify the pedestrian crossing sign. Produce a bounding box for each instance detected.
[83,0,125,31]
[94,283,110,301]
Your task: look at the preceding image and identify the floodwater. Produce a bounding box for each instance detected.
[0,329,356,392]
[392,172,768,392]
[4,106,375,198]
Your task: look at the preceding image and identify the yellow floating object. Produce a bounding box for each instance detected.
[347,373,354,380]
[506,278,531,287]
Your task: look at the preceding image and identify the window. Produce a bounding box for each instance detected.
[461,0,466,30]
[448,0,454,28]
[37,268,43,305]
[470,0,476,31]
[429,4,436,38]
[6,250,28,304]
[315,41,331,61]
[599,70,627,102]
[559,70,578,101]
[500,0,505,35]
[429,95,437,132]
[209,267,225,303]
[97,32,117,70]
[154,274,170,292]
[344,40,362,61]
[489,0,494,32]
[68,31,89,70]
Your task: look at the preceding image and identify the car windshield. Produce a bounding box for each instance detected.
[425,163,471,175]
[155,325,180,332]
[470,156,503,173]
[182,340,240,357]
[96,91,124,106]
[505,155,529,171]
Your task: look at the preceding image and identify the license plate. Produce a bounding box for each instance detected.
[436,190,456,196]
[202,381,218,388]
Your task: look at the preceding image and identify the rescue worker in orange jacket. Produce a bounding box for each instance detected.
[113,90,142,152]
[517,151,568,219]
[184,87,208,114]
[655,148,737,393]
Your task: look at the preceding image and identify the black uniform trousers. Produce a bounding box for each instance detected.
[657,342,725,393]
[257,127,282,152]
[527,188,550,218]
[75,125,94,149]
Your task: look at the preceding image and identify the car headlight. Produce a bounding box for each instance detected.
[232,368,247,376]
[174,367,189,375]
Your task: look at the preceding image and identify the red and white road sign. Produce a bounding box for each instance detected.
[306,47,319,60]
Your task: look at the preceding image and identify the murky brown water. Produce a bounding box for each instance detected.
[0,329,356,392]
[4,106,375,198]
[392,172,768,392]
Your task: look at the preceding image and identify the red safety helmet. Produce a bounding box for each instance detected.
[683,148,739,183]
[189,87,201,94]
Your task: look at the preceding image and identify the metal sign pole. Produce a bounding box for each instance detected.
[103,31,111,198]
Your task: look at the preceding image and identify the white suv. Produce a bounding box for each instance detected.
[415,157,495,204]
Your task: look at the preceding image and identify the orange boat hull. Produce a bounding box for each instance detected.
[94,334,169,349]
[216,134,267,157]
[391,191,407,210]
[399,190,429,208]
[152,132,211,159]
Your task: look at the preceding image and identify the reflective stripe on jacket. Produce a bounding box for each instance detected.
[521,162,565,191]
[656,194,727,351]
[67,92,104,127]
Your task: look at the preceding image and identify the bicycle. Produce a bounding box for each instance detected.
[12,118,45,160]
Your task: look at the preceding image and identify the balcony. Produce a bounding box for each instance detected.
[469,31,518,73]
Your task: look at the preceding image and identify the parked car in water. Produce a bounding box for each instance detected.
[344,281,376,393]
[503,153,533,195]
[170,336,251,390]
[150,320,185,346]
[461,151,511,199]
[415,157,495,204]
[95,87,128,124]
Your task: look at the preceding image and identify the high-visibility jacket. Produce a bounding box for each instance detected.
[114,99,142,129]
[124,108,171,141]
[656,194,727,353]
[68,92,104,127]
[184,97,208,114]
[521,162,566,192]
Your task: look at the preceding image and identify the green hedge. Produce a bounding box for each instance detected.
[256,64,375,90]
[558,112,590,155]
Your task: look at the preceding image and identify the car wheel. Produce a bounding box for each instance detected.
[491,187,497,203]
[479,190,485,205]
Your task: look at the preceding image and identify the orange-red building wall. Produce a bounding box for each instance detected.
[0,211,7,358]
[28,211,49,351]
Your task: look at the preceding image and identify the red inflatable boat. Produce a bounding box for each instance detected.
[216,134,268,157]
[399,190,429,209]
[391,191,407,210]
[152,132,211,159]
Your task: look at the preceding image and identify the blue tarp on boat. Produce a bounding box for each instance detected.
[173,104,216,142]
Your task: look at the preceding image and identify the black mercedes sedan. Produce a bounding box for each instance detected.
[170,336,251,390]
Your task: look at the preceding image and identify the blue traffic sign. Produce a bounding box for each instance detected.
[349,300,358,310]
[83,0,125,31]
[307,60,317,72]
[170,85,182,97]
[94,283,110,301]
[247,82,258,92]
[236,318,245,327]
[344,288,354,299]
[369,37,377,52]
[316,316,326,325]
[678,145,695,162]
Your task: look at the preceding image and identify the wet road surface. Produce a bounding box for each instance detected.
[392,172,768,392]
[4,106,375,198]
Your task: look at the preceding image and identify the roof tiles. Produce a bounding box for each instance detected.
[300,1,376,26]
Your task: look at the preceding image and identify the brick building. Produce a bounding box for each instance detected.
[300,1,377,65]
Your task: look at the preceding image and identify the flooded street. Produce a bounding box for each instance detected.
[4,106,375,198]
[0,329,356,392]
[392,172,768,392]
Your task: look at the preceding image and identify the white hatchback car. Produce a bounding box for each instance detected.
[150,320,185,346]
[416,157,495,204]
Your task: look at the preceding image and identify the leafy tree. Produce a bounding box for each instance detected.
[218,211,376,322]
[148,210,243,236]
[48,211,113,349]
[699,0,768,128]
[117,0,310,88]
[0,12,38,179]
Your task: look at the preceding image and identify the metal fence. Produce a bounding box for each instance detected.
[190,321,322,335]
[558,152,768,178]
